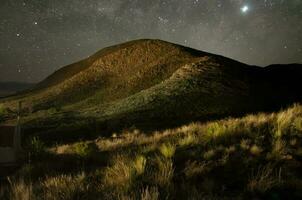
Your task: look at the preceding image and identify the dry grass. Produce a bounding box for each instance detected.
[247,164,282,193]
[140,186,159,200]
[103,155,135,190]
[153,156,174,187]
[7,178,31,200]
[40,173,87,200]
[2,104,302,199]
[159,143,176,159]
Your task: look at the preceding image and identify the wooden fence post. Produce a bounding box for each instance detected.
[14,101,22,152]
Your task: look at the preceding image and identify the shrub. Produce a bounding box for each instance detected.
[247,164,282,193]
[203,149,216,160]
[0,104,7,121]
[73,141,98,159]
[133,155,147,175]
[141,186,159,200]
[271,139,287,159]
[159,143,175,159]
[27,137,47,158]
[103,155,135,190]
[7,178,31,200]
[41,173,87,200]
[178,134,196,146]
[0,104,5,112]
[206,122,228,138]
[293,117,302,132]
[250,145,263,156]
[274,109,295,137]
[183,161,207,178]
[240,139,251,150]
[153,156,174,187]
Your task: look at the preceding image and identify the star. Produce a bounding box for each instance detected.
[34,22,38,25]
[241,5,249,13]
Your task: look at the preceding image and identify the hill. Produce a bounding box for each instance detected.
[0,39,301,141]
[0,82,35,97]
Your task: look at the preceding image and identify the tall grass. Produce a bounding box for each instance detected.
[2,104,302,199]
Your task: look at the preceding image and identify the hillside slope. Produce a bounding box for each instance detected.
[0,82,34,97]
[2,103,302,199]
[0,39,301,139]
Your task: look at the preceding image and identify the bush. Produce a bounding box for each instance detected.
[247,164,282,193]
[159,143,175,159]
[103,155,135,190]
[153,156,174,187]
[178,134,196,146]
[41,173,87,200]
[293,117,302,132]
[0,104,7,121]
[133,155,147,175]
[73,142,98,159]
[27,137,47,158]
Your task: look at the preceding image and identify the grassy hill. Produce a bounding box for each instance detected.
[0,39,301,141]
[1,103,302,199]
[0,39,302,199]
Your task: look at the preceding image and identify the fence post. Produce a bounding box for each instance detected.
[14,101,22,152]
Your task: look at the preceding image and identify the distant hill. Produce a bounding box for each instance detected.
[0,39,301,140]
[0,82,35,97]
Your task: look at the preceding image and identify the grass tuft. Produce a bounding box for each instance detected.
[159,143,176,159]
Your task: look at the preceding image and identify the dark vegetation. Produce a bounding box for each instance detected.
[0,82,35,98]
[1,104,302,199]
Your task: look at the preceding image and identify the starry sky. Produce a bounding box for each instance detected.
[0,0,302,83]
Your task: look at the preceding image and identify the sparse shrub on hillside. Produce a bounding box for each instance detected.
[203,149,216,160]
[0,104,7,121]
[153,156,174,187]
[47,107,57,115]
[159,143,175,159]
[274,108,296,137]
[205,122,236,144]
[250,144,263,156]
[206,122,227,138]
[240,139,251,150]
[184,161,208,178]
[103,155,135,191]
[141,186,159,200]
[73,141,98,159]
[7,178,31,200]
[293,117,302,132]
[178,134,196,146]
[268,139,287,160]
[247,164,282,193]
[0,104,5,114]
[27,137,47,158]
[41,173,87,200]
[133,155,147,175]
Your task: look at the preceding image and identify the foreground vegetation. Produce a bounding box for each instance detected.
[1,103,302,199]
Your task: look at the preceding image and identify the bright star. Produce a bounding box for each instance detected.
[241,5,249,13]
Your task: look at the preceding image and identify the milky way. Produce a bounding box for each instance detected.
[0,0,302,82]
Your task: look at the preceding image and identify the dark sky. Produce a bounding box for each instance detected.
[0,0,302,83]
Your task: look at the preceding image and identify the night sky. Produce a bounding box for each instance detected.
[0,0,302,83]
